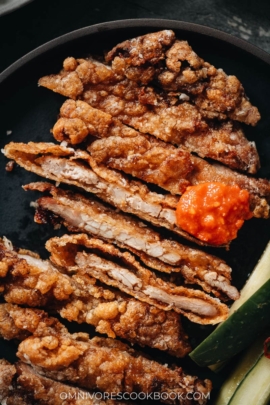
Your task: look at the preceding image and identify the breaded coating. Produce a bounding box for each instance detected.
[38,57,114,99]
[45,233,231,324]
[43,59,207,142]
[89,135,193,194]
[0,360,119,405]
[106,32,260,126]
[4,140,269,219]
[194,68,260,125]
[54,99,194,194]
[55,99,259,174]
[56,98,260,176]
[0,359,17,403]
[0,301,32,341]
[0,304,212,404]
[83,79,259,173]
[39,57,260,172]
[16,362,118,405]
[53,99,112,143]
[38,70,84,99]
[22,362,123,405]
[181,121,259,174]
[50,101,268,214]
[0,239,190,356]
[24,182,239,305]
[106,29,176,84]
[3,141,206,245]
[0,301,80,341]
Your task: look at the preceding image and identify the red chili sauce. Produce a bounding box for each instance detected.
[176,182,253,245]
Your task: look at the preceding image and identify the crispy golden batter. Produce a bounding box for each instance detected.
[56,98,260,176]
[106,32,260,126]
[39,56,260,173]
[45,233,230,323]
[106,29,176,84]
[0,238,190,356]
[89,135,192,195]
[83,81,259,173]
[4,141,209,245]
[0,304,212,404]
[54,99,194,194]
[24,182,239,304]
[5,140,270,219]
[39,70,84,99]
[56,62,208,142]
[49,100,269,214]
[16,362,119,405]
[0,359,17,403]
[182,121,259,173]
[0,360,119,405]
[53,99,112,143]
[38,57,115,99]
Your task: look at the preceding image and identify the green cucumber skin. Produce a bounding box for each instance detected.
[189,278,270,367]
[215,330,269,405]
[228,354,270,405]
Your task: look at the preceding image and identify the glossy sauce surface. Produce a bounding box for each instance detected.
[176,182,253,245]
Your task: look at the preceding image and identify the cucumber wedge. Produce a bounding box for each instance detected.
[215,330,270,405]
[189,241,270,367]
[229,240,270,314]
[229,354,270,405]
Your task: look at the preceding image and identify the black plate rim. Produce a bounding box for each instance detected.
[1,18,270,86]
[0,0,34,18]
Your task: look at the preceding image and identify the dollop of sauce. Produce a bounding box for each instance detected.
[176,182,253,245]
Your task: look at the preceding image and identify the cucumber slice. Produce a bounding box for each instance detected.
[229,240,270,313]
[215,330,269,405]
[189,242,270,367]
[229,354,270,405]
[189,278,270,366]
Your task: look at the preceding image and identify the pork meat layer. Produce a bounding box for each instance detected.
[45,233,230,324]
[0,238,190,356]
[3,141,208,245]
[24,182,239,306]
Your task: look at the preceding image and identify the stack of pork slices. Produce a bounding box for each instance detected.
[2,30,270,405]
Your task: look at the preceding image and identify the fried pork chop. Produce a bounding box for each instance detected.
[89,135,192,195]
[52,100,269,216]
[0,304,212,405]
[106,30,260,126]
[0,360,120,405]
[0,359,17,403]
[24,182,239,302]
[45,233,230,324]
[54,100,194,195]
[105,29,176,85]
[54,99,259,186]
[0,238,190,356]
[5,140,269,219]
[39,56,260,173]
[2,141,208,245]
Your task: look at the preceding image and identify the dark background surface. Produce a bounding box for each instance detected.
[0,0,270,74]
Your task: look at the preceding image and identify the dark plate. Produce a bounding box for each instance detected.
[0,19,270,402]
[0,0,33,17]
